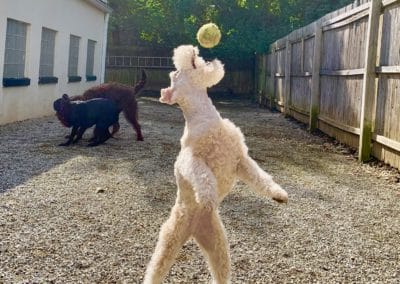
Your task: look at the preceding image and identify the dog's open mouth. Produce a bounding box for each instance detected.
[160,87,174,104]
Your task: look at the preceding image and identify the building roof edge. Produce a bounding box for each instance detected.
[84,0,112,14]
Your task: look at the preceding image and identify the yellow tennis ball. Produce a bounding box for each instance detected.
[196,23,221,48]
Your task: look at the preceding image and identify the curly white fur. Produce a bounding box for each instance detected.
[171,45,224,89]
[144,45,288,284]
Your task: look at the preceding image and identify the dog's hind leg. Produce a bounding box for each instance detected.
[144,205,191,284]
[123,100,143,141]
[193,211,231,284]
[95,122,119,140]
[88,125,114,143]
[98,128,112,144]
[87,127,110,147]
[237,155,288,203]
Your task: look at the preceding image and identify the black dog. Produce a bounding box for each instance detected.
[53,94,119,147]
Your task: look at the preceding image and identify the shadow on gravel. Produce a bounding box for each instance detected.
[0,116,144,193]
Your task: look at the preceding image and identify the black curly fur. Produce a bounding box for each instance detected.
[53,94,119,147]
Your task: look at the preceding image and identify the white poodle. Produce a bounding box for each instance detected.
[144,45,288,284]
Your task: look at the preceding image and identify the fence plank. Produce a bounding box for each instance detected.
[323,2,370,27]
[323,9,369,31]
[284,40,292,115]
[309,25,322,131]
[373,134,400,153]
[359,0,382,161]
[383,0,399,7]
[319,115,361,135]
[376,66,400,73]
[269,47,276,109]
[320,68,364,76]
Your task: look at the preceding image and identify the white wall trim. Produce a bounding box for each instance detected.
[100,13,110,83]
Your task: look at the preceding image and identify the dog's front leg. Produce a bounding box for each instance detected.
[175,150,218,211]
[72,127,87,144]
[59,126,78,146]
[237,155,288,203]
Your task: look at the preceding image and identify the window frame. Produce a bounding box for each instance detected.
[39,27,58,85]
[86,39,96,81]
[68,34,81,83]
[3,18,30,87]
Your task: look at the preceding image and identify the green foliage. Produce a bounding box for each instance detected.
[108,0,353,67]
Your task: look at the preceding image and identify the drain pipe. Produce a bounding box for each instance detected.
[100,11,110,84]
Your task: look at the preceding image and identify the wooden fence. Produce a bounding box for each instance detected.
[256,0,400,170]
[105,56,173,91]
[105,56,255,96]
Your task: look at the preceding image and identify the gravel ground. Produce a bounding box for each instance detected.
[0,95,399,283]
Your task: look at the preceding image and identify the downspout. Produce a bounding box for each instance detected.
[100,12,110,83]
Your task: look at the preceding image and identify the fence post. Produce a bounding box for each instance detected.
[284,39,292,116]
[254,54,259,103]
[269,44,276,110]
[261,54,267,105]
[309,23,323,132]
[257,54,267,106]
[358,0,382,162]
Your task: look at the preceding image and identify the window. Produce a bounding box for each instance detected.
[39,28,57,84]
[86,40,96,81]
[68,35,81,82]
[3,18,30,87]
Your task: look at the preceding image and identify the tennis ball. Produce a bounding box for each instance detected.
[196,23,221,48]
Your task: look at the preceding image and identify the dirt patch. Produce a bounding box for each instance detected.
[0,95,399,283]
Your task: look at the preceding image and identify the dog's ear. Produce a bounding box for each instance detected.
[62,94,70,101]
[173,45,200,70]
[200,59,225,88]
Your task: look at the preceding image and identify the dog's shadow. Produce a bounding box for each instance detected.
[0,115,135,193]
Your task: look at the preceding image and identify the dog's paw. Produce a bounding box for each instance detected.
[58,142,70,146]
[271,186,288,203]
[272,196,288,203]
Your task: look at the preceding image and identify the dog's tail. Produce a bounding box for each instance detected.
[133,70,147,95]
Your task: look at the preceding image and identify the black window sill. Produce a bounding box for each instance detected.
[39,76,58,85]
[68,76,82,83]
[86,75,97,82]
[3,77,31,87]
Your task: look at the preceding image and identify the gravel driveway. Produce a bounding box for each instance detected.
[0,95,399,283]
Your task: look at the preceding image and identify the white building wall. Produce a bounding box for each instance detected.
[0,0,110,124]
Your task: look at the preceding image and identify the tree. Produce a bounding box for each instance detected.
[107,0,353,66]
